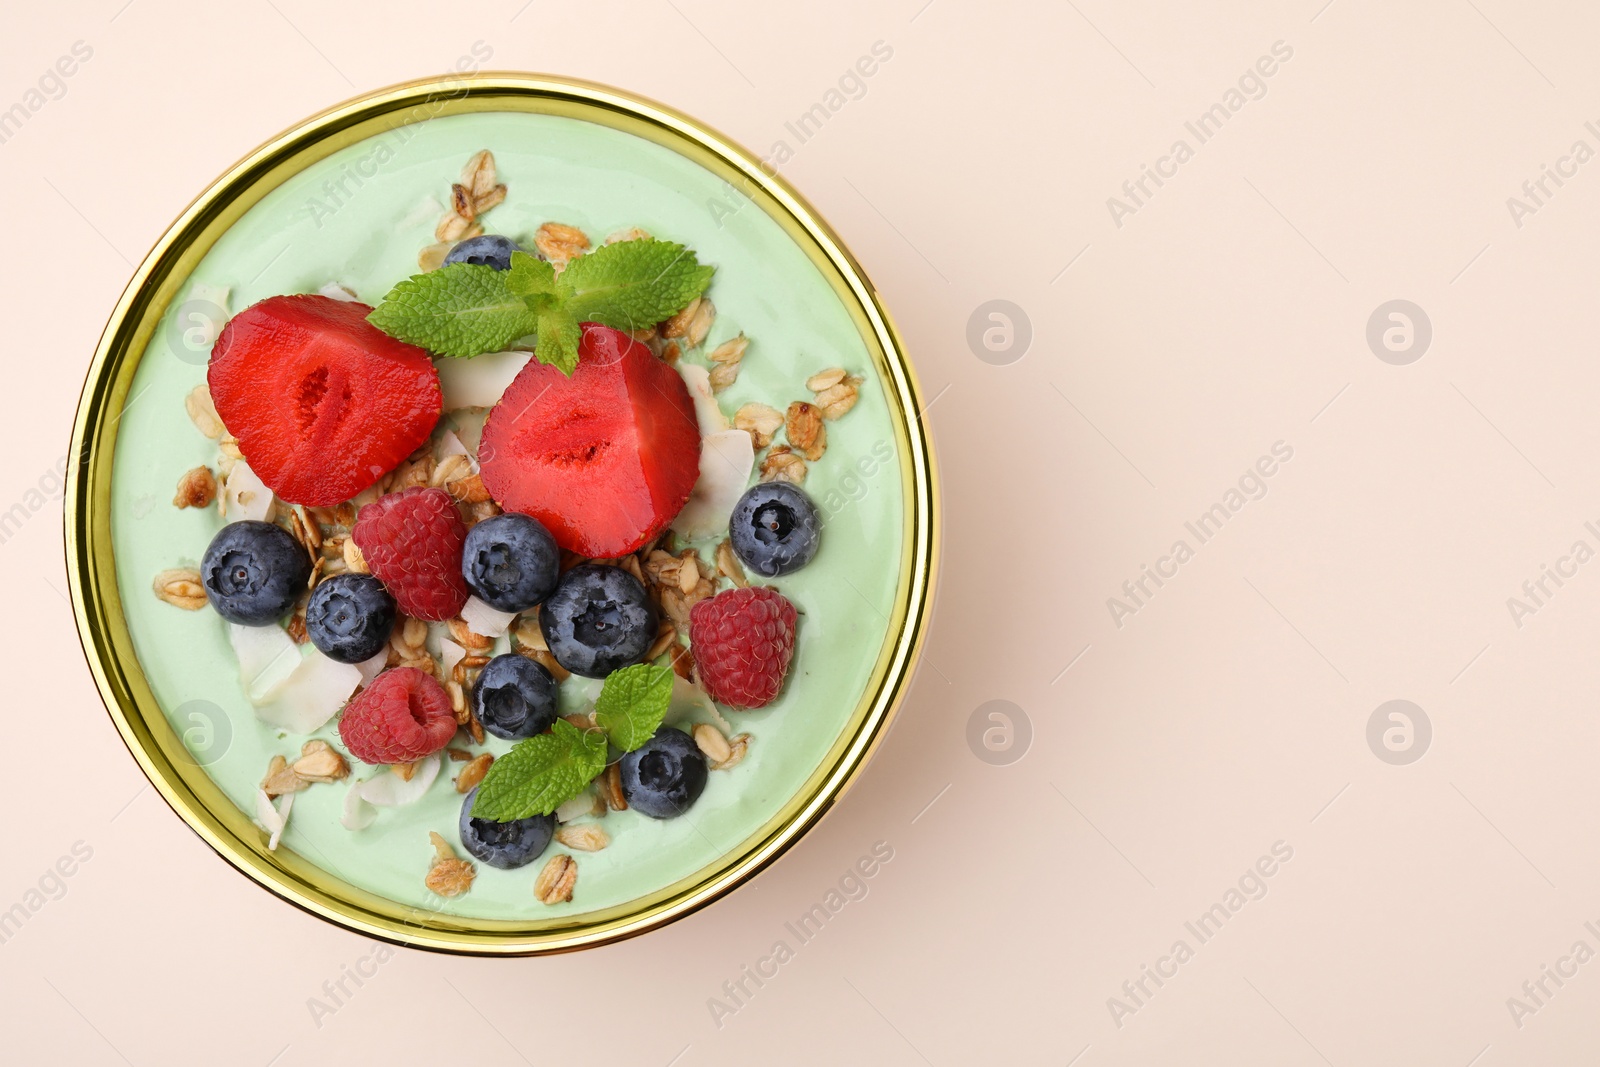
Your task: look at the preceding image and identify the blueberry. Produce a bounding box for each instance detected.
[471,654,558,740]
[619,727,708,819]
[458,788,555,869]
[200,520,311,625]
[305,574,395,663]
[729,482,820,578]
[462,513,560,612]
[539,563,658,678]
[443,235,522,271]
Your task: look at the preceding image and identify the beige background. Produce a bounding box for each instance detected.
[4,0,1598,1062]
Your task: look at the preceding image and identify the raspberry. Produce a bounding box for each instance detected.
[688,587,798,710]
[351,486,470,621]
[338,667,457,765]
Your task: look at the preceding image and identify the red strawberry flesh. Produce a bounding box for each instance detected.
[208,294,442,506]
[479,323,701,558]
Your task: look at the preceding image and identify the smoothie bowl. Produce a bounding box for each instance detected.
[65,75,935,954]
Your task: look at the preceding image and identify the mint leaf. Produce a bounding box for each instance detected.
[506,251,558,299]
[469,720,606,821]
[560,239,715,332]
[368,264,540,358]
[535,303,581,377]
[594,663,675,752]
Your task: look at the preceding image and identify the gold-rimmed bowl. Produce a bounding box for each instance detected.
[66,73,936,955]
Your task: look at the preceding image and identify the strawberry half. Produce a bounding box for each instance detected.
[207,294,442,506]
[479,323,701,558]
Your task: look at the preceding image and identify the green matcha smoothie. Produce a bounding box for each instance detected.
[110,110,904,919]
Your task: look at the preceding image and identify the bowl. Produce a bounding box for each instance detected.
[65,73,936,954]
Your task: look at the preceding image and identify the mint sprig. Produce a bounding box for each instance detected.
[368,239,714,374]
[593,663,674,753]
[469,719,606,822]
[468,664,678,822]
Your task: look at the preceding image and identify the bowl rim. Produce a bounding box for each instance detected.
[64,71,938,955]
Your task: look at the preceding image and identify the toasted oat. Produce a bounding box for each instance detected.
[447,747,474,762]
[645,621,677,662]
[734,403,783,449]
[172,466,217,509]
[512,615,549,652]
[293,740,349,783]
[446,472,491,504]
[473,184,507,214]
[660,340,681,366]
[605,227,651,244]
[425,832,475,897]
[469,499,501,525]
[659,585,691,630]
[806,367,846,391]
[418,242,453,272]
[392,761,420,782]
[447,617,493,652]
[450,182,474,221]
[686,299,716,349]
[677,552,700,596]
[786,402,827,461]
[446,679,467,722]
[342,537,369,574]
[709,334,748,365]
[307,556,326,590]
[185,385,224,439]
[454,752,494,794]
[430,453,472,488]
[533,854,577,904]
[461,150,497,199]
[759,445,808,485]
[693,722,733,764]
[618,553,646,585]
[814,374,864,420]
[535,222,590,269]
[400,615,427,650]
[715,540,748,588]
[435,212,473,243]
[260,755,305,798]
[661,296,700,339]
[518,645,571,682]
[600,763,627,811]
[712,733,750,771]
[334,502,357,527]
[709,361,740,393]
[663,647,691,686]
[153,568,207,610]
[286,599,308,644]
[555,825,610,852]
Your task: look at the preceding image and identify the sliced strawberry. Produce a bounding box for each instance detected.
[479,324,701,558]
[207,295,442,506]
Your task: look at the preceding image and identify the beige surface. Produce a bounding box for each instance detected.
[4,0,1598,1062]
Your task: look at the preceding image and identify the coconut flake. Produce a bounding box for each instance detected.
[672,429,754,539]
[438,349,531,410]
[229,623,301,705]
[361,754,442,807]
[439,638,467,678]
[255,788,293,850]
[354,646,388,687]
[317,281,360,302]
[341,779,377,831]
[460,596,518,640]
[679,362,728,435]
[222,461,275,524]
[254,648,362,735]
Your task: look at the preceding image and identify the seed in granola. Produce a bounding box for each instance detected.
[661,296,700,339]
[645,621,677,661]
[447,747,474,761]
[600,763,627,811]
[425,832,475,897]
[734,403,783,449]
[554,825,610,852]
[292,739,349,783]
[759,445,807,485]
[153,568,207,610]
[669,643,695,682]
[686,299,716,349]
[709,334,748,365]
[660,340,681,366]
[260,755,305,798]
[533,854,578,904]
[172,466,217,509]
[712,733,750,771]
[785,402,827,461]
[461,149,497,198]
[435,211,473,243]
[677,552,700,595]
[715,540,748,588]
[446,472,491,504]
[692,722,733,764]
[430,453,472,488]
[806,367,845,391]
[450,182,474,221]
[535,222,590,269]
[418,242,453,272]
[814,374,864,420]
[447,616,493,652]
[709,361,740,393]
[454,752,494,794]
